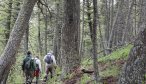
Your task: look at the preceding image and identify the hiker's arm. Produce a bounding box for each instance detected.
[38,60,42,73]
[43,55,46,62]
[52,56,56,65]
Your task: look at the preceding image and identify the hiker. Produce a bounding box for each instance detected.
[33,56,42,84]
[22,51,36,84]
[43,51,57,81]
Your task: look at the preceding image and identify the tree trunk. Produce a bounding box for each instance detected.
[79,0,85,58]
[92,0,99,82]
[44,7,48,54]
[37,4,43,56]
[103,0,112,55]
[61,0,80,76]
[23,24,29,54]
[104,0,110,44]
[53,1,62,66]
[86,0,93,43]
[0,0,38,83]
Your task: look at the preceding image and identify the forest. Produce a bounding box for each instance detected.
[0,0,146,84]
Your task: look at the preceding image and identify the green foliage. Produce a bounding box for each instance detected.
[45,67,62,84]
[100,66,120,77]
[82,44,133,68]
[81,57,93,69]
[80,74,92,84]
[81,44,133,83]
[98,44,133,63]
[98,44,133,79]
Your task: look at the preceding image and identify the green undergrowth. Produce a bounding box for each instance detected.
[98,44,133,63]
[80,74,93,84]
[100,66,120,77]
[81,44,133,82]
[82,44,133,68]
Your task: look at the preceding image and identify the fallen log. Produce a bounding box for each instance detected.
[81,69,94,74]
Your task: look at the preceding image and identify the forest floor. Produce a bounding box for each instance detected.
[62,59,125,84]
[62,45,132,84]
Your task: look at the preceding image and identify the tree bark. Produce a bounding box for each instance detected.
[61,0,80,76]
[0,0,38,83]
[23,24,29,54]
[37,4,43,56]
[53,1,62,66]
[86,0,93,43]
[44,9,48,55]
[92,0,99,82]
[79,0,85,58]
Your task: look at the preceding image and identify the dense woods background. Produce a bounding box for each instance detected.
[0,0,146,83]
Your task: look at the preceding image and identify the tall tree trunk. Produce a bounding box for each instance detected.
[0,0,38,83]
[23,24,29,54]
[79,0,85,58]
[137,0,143,33]
[103,0,112,54]
[54,2,59,64]
[61,0,80,76]
[92,0,99,82]
[44,10,48,54]
[118,0,146,83]
[86,0,93,42]
[135,0,138,36]
[53,1,62,66]
[104,0,110,43]
[37,4,43,56]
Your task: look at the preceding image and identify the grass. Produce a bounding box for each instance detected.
[100,66,120,77]
[98,44,133,63]
[99,45,133,78]
[80,74,92,84]
[81,44,133,69]
[80,44,133,83]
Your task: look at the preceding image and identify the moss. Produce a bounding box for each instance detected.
[98,44,133,63]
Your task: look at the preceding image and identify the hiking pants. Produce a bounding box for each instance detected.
[24,70,34,84]
[33,69,40,84]
[45,64,54,78]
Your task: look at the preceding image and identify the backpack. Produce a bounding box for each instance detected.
[45,55,53,64]
[25,58,35,70]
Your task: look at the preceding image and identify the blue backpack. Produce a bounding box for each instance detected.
[45,55,53,64]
